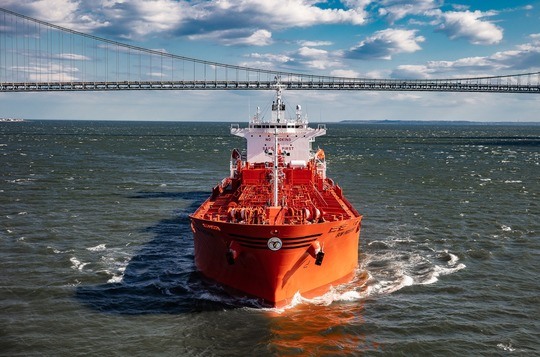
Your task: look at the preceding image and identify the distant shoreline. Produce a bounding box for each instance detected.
[5,118,540,125]
[339,120,540,126]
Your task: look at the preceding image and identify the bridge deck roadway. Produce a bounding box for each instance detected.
[1,80,539,93]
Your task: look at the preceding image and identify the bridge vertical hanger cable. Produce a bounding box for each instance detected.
[14,14,18,82]
[116,43,118,82]
[0,11,3,82]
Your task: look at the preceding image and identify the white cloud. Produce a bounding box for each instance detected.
[56,53,91,61]
[291,47,341,70]
[347,28,425,60]
[246,53,293,64]
[239,29,273,46]
[243,46,347,73]
[343,0,374,9]
[243,46,345,72]
[2,0,109,32]
[391,64,433,79]
[363,70,391,79]
[451,4,470,12]
[244,1,368,27]
[378,0,439,23]
[299,40,333,47]
[237,60,277,70]
[435,10,503,45]
[239,52,294,70]
[189,29,273,46]
[115,0,186,36]
[23,62,79,82]
[330,69,360,78]
[490,40,540,70]
[391,35,540,78]
[298,47,329,58]
[376,2,504,46]
[249,52,292,63]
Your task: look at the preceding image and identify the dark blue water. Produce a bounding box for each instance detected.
[1,120,538,355]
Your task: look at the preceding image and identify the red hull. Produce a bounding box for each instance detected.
[191,209,361,307]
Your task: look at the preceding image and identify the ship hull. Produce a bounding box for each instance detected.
[190,215,361,307]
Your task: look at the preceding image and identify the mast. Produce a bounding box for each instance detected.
[272,76,282,207]
[275,79,282,123]
[272,127,279,207]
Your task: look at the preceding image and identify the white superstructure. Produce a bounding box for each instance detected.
[230,80,326,166]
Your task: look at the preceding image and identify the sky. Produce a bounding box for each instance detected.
[1,0,540,122]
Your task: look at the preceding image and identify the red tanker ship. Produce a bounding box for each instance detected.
[190,79,362,307]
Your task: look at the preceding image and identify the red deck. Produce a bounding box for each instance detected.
[199,162,358,225]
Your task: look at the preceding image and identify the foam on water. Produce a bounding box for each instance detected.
[99,250,131,284]
[87,244,107,252]
[497,343,516,352]
[62,241,135,285]
[359,236,466,296]
[70,257,89,271]
[106,268,125,283]
[48,246,74,254]
[366,273,415,296]
[447,252,459,265]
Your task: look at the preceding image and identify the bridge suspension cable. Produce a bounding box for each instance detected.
[1,7,539,94]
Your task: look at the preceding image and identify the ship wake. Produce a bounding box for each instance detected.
[361,238,465,297]
[261,237,465,312]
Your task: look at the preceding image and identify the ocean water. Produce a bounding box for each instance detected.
[1,120,538,356]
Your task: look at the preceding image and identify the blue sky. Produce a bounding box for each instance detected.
[1,0,539,122]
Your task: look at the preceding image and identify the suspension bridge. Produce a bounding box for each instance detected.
[1,7,539,94]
